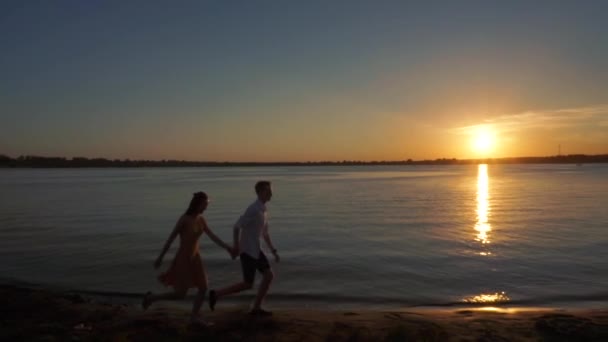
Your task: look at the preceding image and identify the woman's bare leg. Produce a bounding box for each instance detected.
[191,286,208,318]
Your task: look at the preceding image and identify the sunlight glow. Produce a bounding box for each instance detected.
[471,125,495,155]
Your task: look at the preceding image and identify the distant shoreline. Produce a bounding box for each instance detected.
[1,154,607,168]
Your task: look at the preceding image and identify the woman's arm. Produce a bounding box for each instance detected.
[154,216,183,268]
[203,219,231,251]
[203,218,235,258]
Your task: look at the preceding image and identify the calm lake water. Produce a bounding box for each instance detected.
[1,164,607,309]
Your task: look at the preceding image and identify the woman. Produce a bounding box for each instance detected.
[142,191,232,326]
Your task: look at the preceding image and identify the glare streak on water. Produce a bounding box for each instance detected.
[1,164,608,308]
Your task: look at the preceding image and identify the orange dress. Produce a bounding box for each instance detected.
[158,216,208,290]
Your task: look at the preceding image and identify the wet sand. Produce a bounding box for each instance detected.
[2,285,608,341]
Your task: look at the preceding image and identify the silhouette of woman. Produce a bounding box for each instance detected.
[142,191,232,326]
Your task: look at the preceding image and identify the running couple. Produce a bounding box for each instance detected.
[142,181,279,325]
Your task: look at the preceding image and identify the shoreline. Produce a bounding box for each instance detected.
[3,285,608,341]
[5,278,607,312]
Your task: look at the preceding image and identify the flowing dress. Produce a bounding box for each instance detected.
[158,216,207,290]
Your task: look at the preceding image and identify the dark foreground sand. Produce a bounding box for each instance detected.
[2,285,608,341]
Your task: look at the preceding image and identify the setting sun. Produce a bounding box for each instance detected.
[472,126,495,155]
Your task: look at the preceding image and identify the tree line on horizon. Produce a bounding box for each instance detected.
[1,154,607,168]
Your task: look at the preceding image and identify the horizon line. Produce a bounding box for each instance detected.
[2,153,608,165]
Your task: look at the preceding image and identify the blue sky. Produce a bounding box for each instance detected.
[2,1,607,161]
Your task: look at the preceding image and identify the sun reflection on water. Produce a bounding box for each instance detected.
[475,164,491,245]
[463,167,510,307]
[462,291,510,304]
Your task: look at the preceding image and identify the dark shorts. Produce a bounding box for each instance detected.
[240,252,271,284]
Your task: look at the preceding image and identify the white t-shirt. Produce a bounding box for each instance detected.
[234,199,268,258]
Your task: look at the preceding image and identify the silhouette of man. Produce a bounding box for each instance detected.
[209,180,280,315]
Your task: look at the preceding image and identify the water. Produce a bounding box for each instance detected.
[1,164,607,309]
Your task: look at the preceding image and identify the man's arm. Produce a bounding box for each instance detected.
[232,206,255,256]
[263,226,280,263]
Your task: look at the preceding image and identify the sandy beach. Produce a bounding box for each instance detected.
[2,285,607,341]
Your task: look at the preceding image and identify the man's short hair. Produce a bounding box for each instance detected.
[255,181,271,194]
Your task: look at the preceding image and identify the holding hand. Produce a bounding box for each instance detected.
[232,245,240,259]
[225,246,237,260]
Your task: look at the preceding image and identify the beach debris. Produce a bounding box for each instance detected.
[72,323,92,332]
[62,293,87,304]
[535,314,602,340]
[384,312,403,320]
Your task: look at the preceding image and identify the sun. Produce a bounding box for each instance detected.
[471,126,495,155]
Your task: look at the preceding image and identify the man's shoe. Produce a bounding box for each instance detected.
[249,308,273,316]
[190,316,215,328]
[142,291,152,311]
[208,290,217,311]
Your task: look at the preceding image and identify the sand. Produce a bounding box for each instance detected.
[2,284,608,341]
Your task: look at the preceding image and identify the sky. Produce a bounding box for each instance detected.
[1,0,607,162]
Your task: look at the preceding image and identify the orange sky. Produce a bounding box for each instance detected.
[1,2,607,161]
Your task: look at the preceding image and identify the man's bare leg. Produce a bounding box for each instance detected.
[252,269,274,312]
[209,282,253,311]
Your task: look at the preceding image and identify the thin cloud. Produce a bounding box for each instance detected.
[450,105,608,135]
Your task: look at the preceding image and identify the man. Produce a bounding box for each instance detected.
[209,180,280,316]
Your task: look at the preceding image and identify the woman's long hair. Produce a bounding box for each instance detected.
[185,191,207,216]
